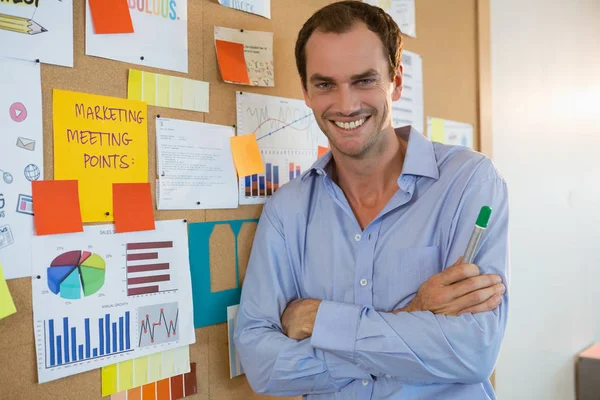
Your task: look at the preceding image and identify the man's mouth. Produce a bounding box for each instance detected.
[330,117,370,131]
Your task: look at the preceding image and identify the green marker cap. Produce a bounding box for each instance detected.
[476,206,492,228]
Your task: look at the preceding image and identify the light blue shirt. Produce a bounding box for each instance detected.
[234,126,509,400]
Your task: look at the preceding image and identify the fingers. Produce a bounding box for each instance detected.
[438,259,480,285]
[445,282,506,314]
[459,293,503,314]
[450,274,503,298]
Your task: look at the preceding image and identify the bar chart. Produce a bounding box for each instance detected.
[126,241,176,296]
[44,311,132,368]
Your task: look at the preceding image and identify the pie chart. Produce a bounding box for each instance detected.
[47,250,105,300]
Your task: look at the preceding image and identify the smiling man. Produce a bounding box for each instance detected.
[234,1,509,399]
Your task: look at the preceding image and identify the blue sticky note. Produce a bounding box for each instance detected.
[188,219,259,328]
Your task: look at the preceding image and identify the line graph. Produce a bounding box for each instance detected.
[237,92,328,205]
[138,302,179,347]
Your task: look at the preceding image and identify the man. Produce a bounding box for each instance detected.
[234,1,509,399]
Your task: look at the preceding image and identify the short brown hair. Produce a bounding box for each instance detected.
[295,1,403,90]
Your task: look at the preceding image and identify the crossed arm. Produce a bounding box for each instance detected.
[234,178,509,396]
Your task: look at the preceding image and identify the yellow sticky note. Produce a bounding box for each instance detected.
[148,351,162,382]
[102,364,118,396]
[0,263,16,320]
[142,71,157,105]
[119,359,134,391]
[430,117,445,143]
[53,89,148,222]
[230,134,265,177]
[134,356,149,387]
[157,74,171,108]
[128,69,143,102]
[162,348,175,377]
[171,77,183,109]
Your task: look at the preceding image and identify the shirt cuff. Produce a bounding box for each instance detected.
[311,300,362,355]
[322,351,371,380]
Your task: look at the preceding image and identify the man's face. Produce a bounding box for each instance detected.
[303,22,402,159]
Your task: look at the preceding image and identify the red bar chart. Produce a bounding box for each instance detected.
[126,241,176,296]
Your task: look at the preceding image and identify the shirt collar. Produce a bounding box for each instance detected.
[302,125,440,181]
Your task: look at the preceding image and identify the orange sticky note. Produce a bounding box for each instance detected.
[318,146,329,158]
[89,0,134,34]
[215,40,250,84]
[127,387,141,400]
[156,378,170,400]
[32,180,83,236]
[112,183,155,233]
[230,134,265,177]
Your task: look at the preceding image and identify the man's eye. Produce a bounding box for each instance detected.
[358,79,375,85]
[317,82,332,89]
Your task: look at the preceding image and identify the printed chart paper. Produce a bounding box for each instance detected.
[32,220,196,383]
[0,0,73,67]
[218,0,270,19]
[0,57,43,279]
[128,69,209,113]
[392,50,424,134]
[236,92,328,205]
[427,117,474,148]
[102,346,190,396]
[156,118,238,210]
[364,0,416,38]
[85,0,188,73]
[53,89,148,223]
[214,26,274,87]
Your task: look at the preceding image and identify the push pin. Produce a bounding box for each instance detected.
[196,201,201,205]
[35,59,40,63]
[240,29,244,32]
[157,115,161,118]
[105,212,110,216]
[36,275,41,279]
[140,56,145,61]
[183,219,187,223]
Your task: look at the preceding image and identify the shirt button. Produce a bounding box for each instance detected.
[360,278,368,287]
[362,379,369,386]
[354,234,361,241]
[316,170,323,175]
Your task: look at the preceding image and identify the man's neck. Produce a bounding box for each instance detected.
[332,131,406,209]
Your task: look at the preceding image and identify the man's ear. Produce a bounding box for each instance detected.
[392,64,403,102]
[302,78,312,108]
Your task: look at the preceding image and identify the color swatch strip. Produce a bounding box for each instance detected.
[110,363,197,400]
[102,346,190,396]
[128,69,209,113]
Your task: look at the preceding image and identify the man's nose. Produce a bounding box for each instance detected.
[335,85,361,116]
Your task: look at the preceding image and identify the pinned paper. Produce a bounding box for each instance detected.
[102,346,190,396]
[88,0,134,34]
[0,263,16,320]
[217,0,271,19]
[318,146,329,158]
[426,117,474,148]
[214,26,274,87]
[32,180,83,236]
[113,183,155,233]
[230,134,264,177]
[127,70,209,113]
[109,362,197,400]
[53,89,148,223]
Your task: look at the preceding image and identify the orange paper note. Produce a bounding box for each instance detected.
[318,146,329,158]
[89,0,134,34]
[230,134,265,177]
[112,183,155,233]
[32,180,83,236]
[215,40,250,84]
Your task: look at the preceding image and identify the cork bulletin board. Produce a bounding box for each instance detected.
[0,0,491,399]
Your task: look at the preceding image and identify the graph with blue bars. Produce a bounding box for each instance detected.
[45,312,132,368]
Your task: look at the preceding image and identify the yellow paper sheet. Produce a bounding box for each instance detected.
[429,117,445,143]
[230,134,265,177]
[127,69,209,113]
[53,89,148,222]
[102,346,190,396]
[0,263,16,320]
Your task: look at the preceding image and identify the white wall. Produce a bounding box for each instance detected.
[490,0,600,399]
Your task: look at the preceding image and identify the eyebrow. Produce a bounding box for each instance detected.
[309,69,381,85]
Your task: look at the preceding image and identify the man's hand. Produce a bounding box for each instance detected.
[281,298,322,340]
[395,257,505,316]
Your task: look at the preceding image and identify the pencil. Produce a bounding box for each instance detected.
[0,13,47,35]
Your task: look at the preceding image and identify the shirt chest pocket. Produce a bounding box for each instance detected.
[373,246,441,312]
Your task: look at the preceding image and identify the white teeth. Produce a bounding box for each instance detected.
[334,118,366,130]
